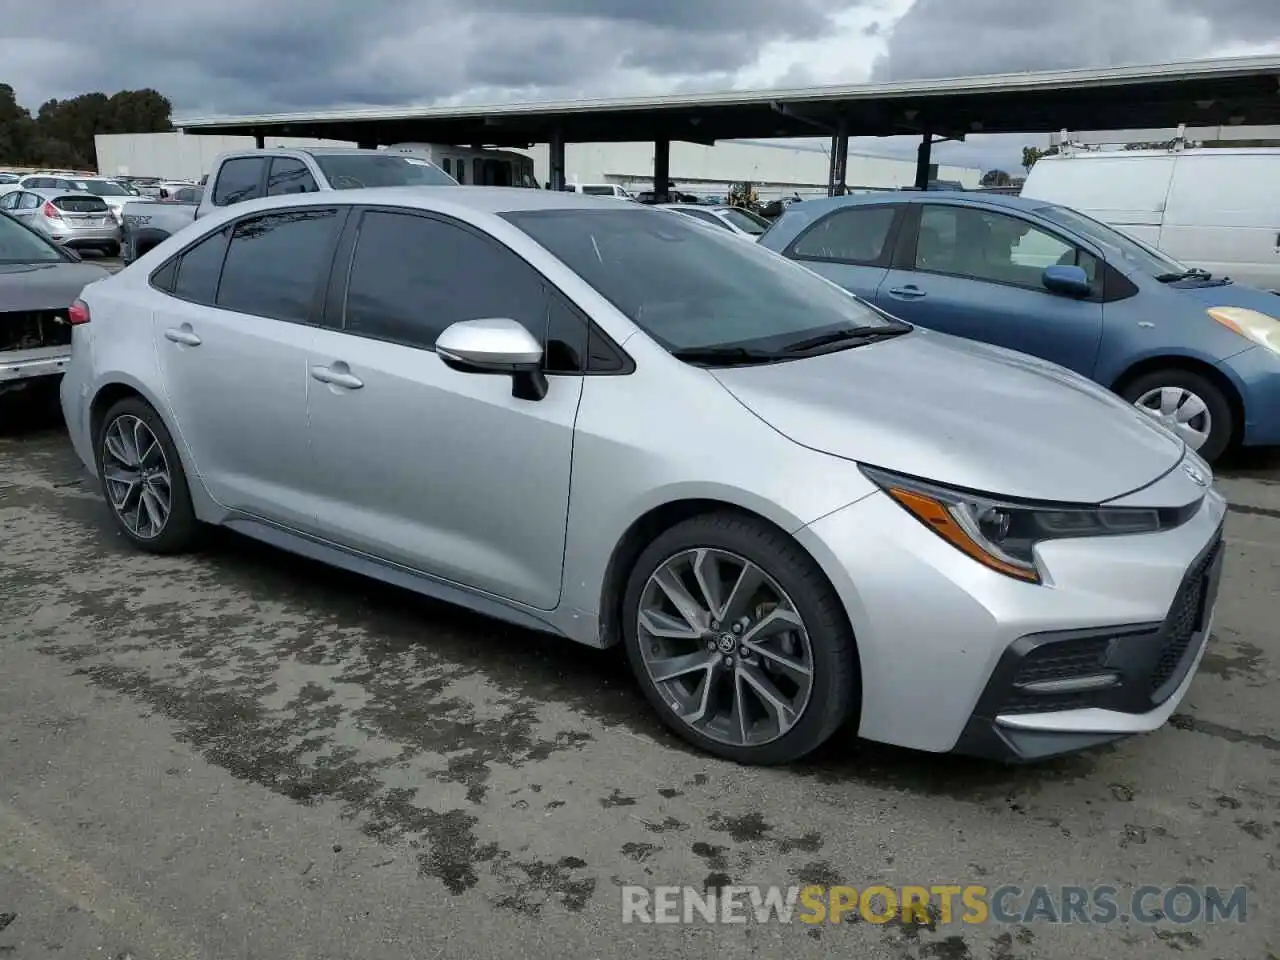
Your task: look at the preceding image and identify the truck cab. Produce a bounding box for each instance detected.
[121,148,456,262]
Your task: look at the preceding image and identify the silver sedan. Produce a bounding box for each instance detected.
[60,187,1226,765]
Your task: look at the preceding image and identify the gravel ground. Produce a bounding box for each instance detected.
[1,401,1277,960]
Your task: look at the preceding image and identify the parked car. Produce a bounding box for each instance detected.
[1020,147,1280,293]
[565,183,633,199]
[658,203,771,240]
[1,208,110,397]
[62,187,1225,765]
[0,187,122,258]
[759,191,1280,462]
[58,176,147,224]
[120,148,457,262]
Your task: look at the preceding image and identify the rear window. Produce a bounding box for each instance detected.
[311,154,457,188]
[581,186,615,196]
[54,195,109,213]
[73,180,131,197]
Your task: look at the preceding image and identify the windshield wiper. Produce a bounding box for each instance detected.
[780,325,909,354]
[1155,267,1212,282]
[669,345,783,367]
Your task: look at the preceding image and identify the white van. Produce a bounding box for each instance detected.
[1021,147,1280,292]
[564,183,633,200]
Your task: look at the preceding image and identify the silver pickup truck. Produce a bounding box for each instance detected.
[121,147,457,262]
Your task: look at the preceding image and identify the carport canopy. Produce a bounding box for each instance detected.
[175,54,1280,194]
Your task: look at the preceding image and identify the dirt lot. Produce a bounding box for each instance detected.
[1,399,1277,960]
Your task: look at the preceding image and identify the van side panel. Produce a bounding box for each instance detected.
[1160,153,1280,291]
[1021,154,1174,245]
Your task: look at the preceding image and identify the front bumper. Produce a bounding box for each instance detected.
[795,466,1228,758]
[1219,344,1280,447]
[0,346,70,385]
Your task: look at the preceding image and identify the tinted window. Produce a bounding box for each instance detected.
[916,205,1088,290]
[311,154,456,188]
[581,185,615,196]
[267,158,319,196]
[718,208,768,235]
[544,294,587,373]
[172,228,229,304]
[0,193,17,210]
[790,205,897,263]
[0,208,63,262]
[676,208,732,230]
[344,210,548,350]
[216,210,339,322]
[211,158,267,206]
[504,208,894,353]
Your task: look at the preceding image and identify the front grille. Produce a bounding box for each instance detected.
[1,310,71,352]
[1149,538,1223,696]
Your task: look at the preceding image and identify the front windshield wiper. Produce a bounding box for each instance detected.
[669,345,783,367]
[780,325,909,354]
[1155,267,1212,282]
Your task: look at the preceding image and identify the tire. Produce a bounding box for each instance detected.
[95,396,199,553]
[621,512,858,765]
[1119,368,1234,463]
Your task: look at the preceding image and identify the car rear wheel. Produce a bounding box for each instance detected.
[622,512,858,764]
[96,397,198,553]
[1121,369,1233,463]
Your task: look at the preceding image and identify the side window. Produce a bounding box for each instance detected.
[216,209,340,322]
[544,294,587,373]
[171,227,229,304]
[680,208,730,229]
[211,158,267,206]
[788,206,898,264]
[915,205,1084,291]
[455,162,466,184]
[441,158,452,175]
[343,210,549,352]
[150,258,178,293]
[18,193,39,210]
[0,193,17,210]
[266,157,319,196]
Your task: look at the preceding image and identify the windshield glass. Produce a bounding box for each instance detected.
[504,207,899,353]
[0,210,64,262]
[718,207,768,235]
[73,179,131,197]
[1034,203,1187,277]
[312,154,458,189]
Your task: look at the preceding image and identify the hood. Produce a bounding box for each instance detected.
[712,329,1184,504]
[0,261,110,311]
[1173,279,1280,314]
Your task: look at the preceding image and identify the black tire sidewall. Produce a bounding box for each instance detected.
[1121,369,1234,463]
[95,396,198,553]
[621,513,857,765]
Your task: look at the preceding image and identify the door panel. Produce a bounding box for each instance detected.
[878,203,1105,376]
[153,297,318,527]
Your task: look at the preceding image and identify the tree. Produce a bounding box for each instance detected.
[1020,144,1059,172]
[981,169,1013,187]
[0,86,172,168]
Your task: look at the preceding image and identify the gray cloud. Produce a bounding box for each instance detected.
[871,0,1280,81]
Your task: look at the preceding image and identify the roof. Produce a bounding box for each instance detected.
[195,185,645,218]
[173,55,1280,147]
[788,189,1047,216]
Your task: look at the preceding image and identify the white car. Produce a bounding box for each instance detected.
[658,203,770,240]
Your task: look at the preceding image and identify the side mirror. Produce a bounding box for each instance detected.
[1042,264,1091,298]
[435,317,548,401]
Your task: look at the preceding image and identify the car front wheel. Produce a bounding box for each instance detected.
[622,513,858,764]
[1121,369,1233,463]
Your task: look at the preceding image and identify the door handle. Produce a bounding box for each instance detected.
[887,285,926,299]
[163,326,202,346]
[310,364,364,390]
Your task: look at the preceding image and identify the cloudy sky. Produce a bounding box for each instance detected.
[3,0,1279,170]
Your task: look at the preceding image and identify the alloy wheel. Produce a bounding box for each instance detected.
[636,548,815,747]
[101,414,172,539]
[1133,385,1212,451]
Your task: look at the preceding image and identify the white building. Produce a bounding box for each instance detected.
[95,132,981,196]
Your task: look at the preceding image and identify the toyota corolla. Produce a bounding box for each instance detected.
[61,187,1226,765]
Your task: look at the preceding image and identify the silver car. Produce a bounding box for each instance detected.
[0,187,121,257]
[659,203,770,240]
[60,188,1227,765]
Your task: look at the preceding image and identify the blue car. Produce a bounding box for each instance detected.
[759,191,1280,463]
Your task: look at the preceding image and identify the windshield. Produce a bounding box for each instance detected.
[312,154,458,189]
[1034,203,1187,277]
[717,207,768,235]
[73,179,131,197]
[503,207,900,355]
[0,210,64,262]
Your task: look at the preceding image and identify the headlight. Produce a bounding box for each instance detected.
[1207,307,1280,355]
[861,466,1192,583]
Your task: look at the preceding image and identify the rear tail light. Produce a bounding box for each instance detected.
[68,300,90,325]
[42,201,63,220]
